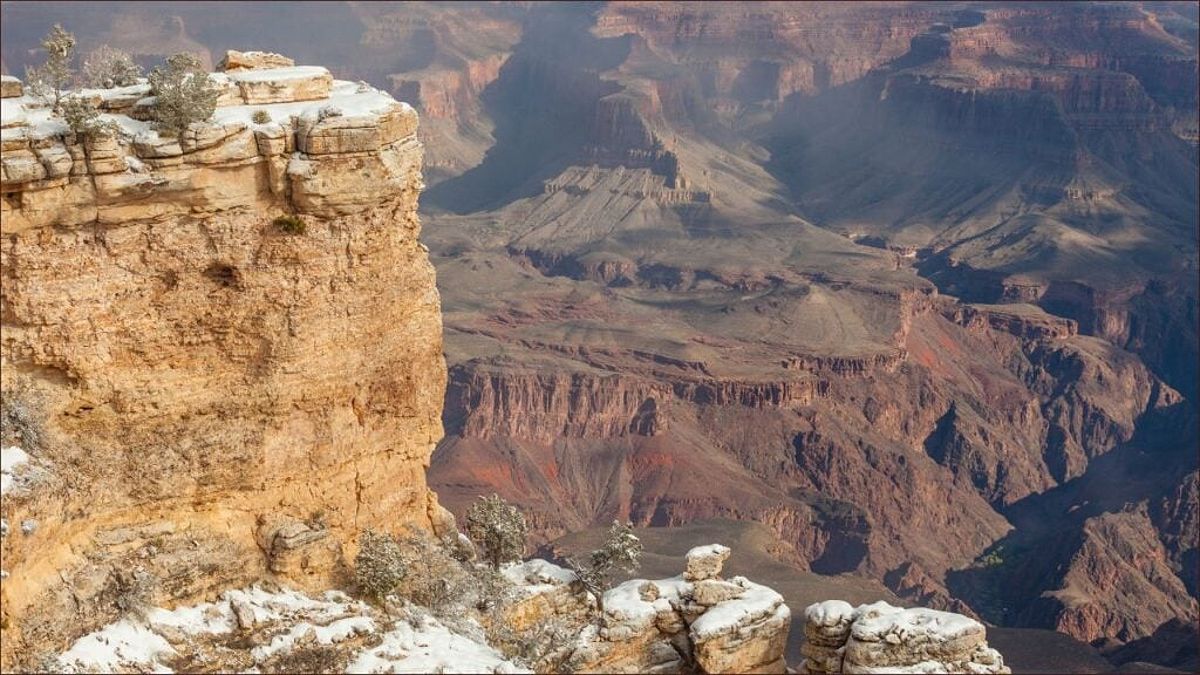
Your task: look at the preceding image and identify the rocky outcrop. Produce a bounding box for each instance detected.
[513,544,789,674]
[800,600,1009,674]
[0,61,446,667]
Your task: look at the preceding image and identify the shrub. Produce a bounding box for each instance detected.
[251,109,272,125]
[566,520,642,614]
[25,24,76,111]
[354,530,408,601]
[148,53,218,137]
[82,45,142,88]
[1,381,46,450]
[60,95,119,138]
[465,494,528,570]
[273,214,306,235]
[393,529,478,613]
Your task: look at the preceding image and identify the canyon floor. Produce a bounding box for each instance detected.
[2,1,1197,670]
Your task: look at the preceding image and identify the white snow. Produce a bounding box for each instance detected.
[1,445,30,495]
[74,81,150,102]
[348,614,529,674]
[805,599,856,626]
[501,558,578,595]
[1,96,68,136]
[1,75,18,84]
[212,80,400,128]
[57,619,176,674]
[851,603,983,643]
[252,615,376,661]
[686,543,730,560]
[690,577,787,641]
[601,579,660,631]
[224,65,330,83]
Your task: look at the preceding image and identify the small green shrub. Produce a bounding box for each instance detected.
[273,214,306,235]
[251,109,272,125]
[354,530,407,601]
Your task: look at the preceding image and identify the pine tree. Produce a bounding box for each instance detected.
[148,53,218,137]
[566,520,643,615]
[464,494,528,570]
[83,45,143,88]
[25,24,76,111]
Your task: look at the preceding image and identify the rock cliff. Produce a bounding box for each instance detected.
[0,53,447,666]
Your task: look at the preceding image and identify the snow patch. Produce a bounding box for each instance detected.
[690,577,787,641]
[57,620,176,674]
[224,65,330,83]
[851,603,983,644]
[349,615,528,674]
[1,446,30,495]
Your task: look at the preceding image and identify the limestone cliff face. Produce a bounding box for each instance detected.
[0,55,446,664]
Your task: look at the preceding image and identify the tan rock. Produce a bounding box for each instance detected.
[798,601,1010,674]
[0,71,443,670]
[218,50,296,71]
[684,543,730,581]
[693,578,745,606]
[2,76,24,98]
[227,66,333,104]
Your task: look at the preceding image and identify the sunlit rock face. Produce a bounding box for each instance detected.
[0,53,447,667]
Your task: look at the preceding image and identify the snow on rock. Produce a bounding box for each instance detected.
[1,75,22,98]
[684,543,730,581]
[567,549,787,674]
[226,66,333,104]
[501,557,578,596]
[349,615,528,674]
[50,584,520,674]
[218,50,295,72]
[57,620,177,674]
[799,600,1009,674]
[1,445,30,495]
[690,577,786,641]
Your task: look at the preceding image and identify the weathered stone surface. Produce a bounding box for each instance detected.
[218,49,296,71]
[1,75,23,98]
[0,58,441,670]
[693,578,745,606]
[227,66,333,104]
[684,543,731,581]
[798,600,1010,674]
[515,545,791,675]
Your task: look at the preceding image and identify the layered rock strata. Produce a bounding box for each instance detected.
[0,53,447,667]
[799,600,1009,674]
[504,543,790,674]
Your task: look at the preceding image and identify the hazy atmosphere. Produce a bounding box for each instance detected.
[1,2,1197,673]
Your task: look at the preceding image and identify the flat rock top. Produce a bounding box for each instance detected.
[850,602,984,643]
[225,65,331,83]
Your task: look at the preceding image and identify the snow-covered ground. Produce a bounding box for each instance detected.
[53,585,526,674]
[1,445,30,495]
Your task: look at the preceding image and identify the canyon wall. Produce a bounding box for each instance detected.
[0,58,447,666]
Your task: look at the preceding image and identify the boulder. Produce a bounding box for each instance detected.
[227,66,332,104]
[217,50,295,71]
[684,543,731,581]
[693,578,745,606]
[798,600,1010,674]
[1,75,23,98]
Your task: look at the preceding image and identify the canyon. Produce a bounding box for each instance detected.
[1,1,1197,672]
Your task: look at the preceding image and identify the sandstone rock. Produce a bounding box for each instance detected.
[692,578,745,606]
[226,66,333,104]
[798,600,1010,674]
[530,546,788,674]
[217,50,296,71]
[0,64,443,669]
[1,76,23,98]
[684,543,730,581]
